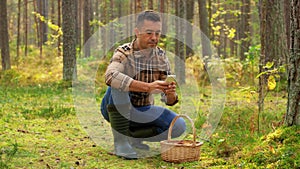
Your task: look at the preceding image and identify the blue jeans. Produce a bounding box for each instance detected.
[100,87,186,142]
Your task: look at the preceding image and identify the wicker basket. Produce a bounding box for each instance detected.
[160,115,203,163]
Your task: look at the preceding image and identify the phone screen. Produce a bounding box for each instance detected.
[165,75,176,83]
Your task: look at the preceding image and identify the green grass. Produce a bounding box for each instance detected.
[0,84,205,168]
[1,82,297,168]
[0,48,299,168]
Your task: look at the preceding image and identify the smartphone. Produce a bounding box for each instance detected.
[165,75,176,83]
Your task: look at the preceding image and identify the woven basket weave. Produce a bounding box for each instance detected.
[160,115,203,163]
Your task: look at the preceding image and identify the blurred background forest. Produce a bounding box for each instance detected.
[0,0,289,80]
[0,0,299,168]
[0,0,291,86]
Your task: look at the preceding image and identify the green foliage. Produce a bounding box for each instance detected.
[0,40,293,168]
[0,69,22,86]
[0,143,18,169]
[1,45,63,87]
[90,19,105,28]
[95,59,109,99]
[0,66,291,168]
[32,12,63,45]
[20,102,75,120]
[235,126,300,168]
[256,61,287,91]
[159,36,175,50]
[185,55,210,87]
[210,1,241,49]
[245,45,260,65]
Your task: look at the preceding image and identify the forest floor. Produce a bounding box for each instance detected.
[0,53,299,168]
[1,82,299,169]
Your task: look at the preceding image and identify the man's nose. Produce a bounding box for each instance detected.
[150,33,159,40]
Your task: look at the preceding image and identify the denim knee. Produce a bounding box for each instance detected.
[100,106,110,122]
[171,117,186,138]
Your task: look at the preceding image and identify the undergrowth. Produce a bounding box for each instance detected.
[0,46,298,168]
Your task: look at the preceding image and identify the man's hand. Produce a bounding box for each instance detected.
[148,80,170,93]
[149,81,176,94]
[129,80,172,93]
[164,81,178,104]
[129,80,178,105]
[163,81,176,94]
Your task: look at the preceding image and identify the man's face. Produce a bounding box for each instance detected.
[135,20,162,49]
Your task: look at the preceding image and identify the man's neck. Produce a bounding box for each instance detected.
[133,40,154,57]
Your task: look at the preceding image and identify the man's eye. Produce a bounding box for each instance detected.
[146,32,152,35]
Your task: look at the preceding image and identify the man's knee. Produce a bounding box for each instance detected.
[171,117,186,138]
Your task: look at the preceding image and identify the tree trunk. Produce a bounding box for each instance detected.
[135,0,142,13]
[215,0,221,57]
[198,0,210,39]
[263,0,287,67]
[24,0,28,56]
[0,0,11,71]
[208,0,213,40]
[229,2,239,57]
[186,0,194,58]
[100,0,107,56]
[160,0,167,39]
[284,0,291,76]
[285,0,300,126]
[175,0,186,85]
[77,0,82,51]
[234,2,239,56]
[95,0,100,20]
[51,0,55,21]
[148,0,153,10]
[83,0,91,57]
[223,3,228,59]
[74,0,78,47]
[33,0,41,57]
[239,0,251,61]
[117,0,123,41]
[284,0,291,49]
[37,0,48,45]
[198,0,212,61]
[258,0,289,122]
[89,0,94,33]
[62,0,77,81]
[57,0,61,56]
[258,0,267,133]
[17,0,21,60]
[42,0,48,44]
[38,0,43,58]
[110,0,115,47]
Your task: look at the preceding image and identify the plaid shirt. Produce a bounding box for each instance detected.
[105,39,174,107]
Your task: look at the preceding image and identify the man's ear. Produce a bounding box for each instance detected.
[134,28,139,37]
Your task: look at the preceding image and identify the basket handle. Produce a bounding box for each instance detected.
[167,114,197,146]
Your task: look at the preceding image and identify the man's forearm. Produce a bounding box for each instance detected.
[129,80,150,92]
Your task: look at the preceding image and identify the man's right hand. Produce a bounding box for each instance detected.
[129,80,170,93]
[148,80,171,94]
[149,80,171,92]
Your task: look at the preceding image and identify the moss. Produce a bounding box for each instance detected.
[233,126,300,168]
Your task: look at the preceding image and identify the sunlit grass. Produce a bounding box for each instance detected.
[0,47,298,168]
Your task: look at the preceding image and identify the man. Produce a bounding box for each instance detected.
[101,10,186,159]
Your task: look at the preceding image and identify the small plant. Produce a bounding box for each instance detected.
[0,143,18,169]
[256,61,286,91]
[32,12,63,45]
[244,45,260,85]
[0,69,22,86]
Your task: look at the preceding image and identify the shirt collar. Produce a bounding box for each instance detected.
[130,39,157,59]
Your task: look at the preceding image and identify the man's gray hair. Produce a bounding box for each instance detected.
[136,10,161,28]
